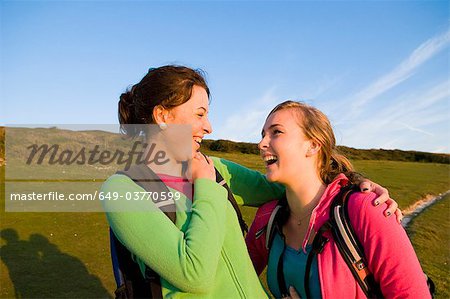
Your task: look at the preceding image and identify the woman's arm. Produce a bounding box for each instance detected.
[212,156,401,222]
[349,193,430,298]
[102,174,228,294]
[212,157,284,207]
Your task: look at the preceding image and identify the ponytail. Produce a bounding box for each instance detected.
[320,152,354,184]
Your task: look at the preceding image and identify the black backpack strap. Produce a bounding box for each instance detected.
[332,185,435,298]
[111,230,156,299]
[262,197,291,298]
[264,205,283,250]
[261,202,289,298]
[304,221,332,298]
[276,232,289,298]
[329,185,383,298]
[425,273,435,298]
[145,267,163,299]
[116,164,176,222]
[304,185,382,298]
[215,168,248,235]
[113,164,177,299]
[263,195,288,250]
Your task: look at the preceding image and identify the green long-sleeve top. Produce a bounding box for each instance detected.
[102,157,284,298]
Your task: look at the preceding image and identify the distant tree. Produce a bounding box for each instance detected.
[209,140,232,152]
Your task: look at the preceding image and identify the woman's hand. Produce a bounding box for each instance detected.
[359,180,403,223]
[190,152,216,182]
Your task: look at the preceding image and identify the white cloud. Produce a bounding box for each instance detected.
[364,80,450,130]
[331,29,450,152]
[396,121,434,137]
[336,79,450,152]
[350,29,450,113]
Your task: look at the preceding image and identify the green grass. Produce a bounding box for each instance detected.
[1,156,449,298]
[0,165,115,298]
[407,194,450,299]
[352,160,450,209]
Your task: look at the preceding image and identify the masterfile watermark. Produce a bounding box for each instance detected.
[4,124,193,212]
[25,141,170,171]
[9,190,182,202]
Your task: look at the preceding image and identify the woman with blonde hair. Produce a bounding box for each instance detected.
[246,101,429,298]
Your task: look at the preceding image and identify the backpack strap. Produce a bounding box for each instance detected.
[329,185,382,298]
[260,197,291,297]
[214,168,248,235]
[264,205,283,250]
[259,195,288,250]
[112,164,175,299]
[259,198,289,297]
[116,164,176,222]
[304,185,383,298]
[305,221,332,298]
[334,185,436,298]
[276,232,289,298]
[425,273,435,297]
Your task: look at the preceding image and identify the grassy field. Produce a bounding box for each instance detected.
[1,155,449,298]
[407,193,450,299]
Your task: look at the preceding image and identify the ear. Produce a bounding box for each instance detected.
[306,141,321,157]
[152,105,169,125]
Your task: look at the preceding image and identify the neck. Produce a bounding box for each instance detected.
[285,174,326,219]
[143,134,184,177]
[148,160,183,177]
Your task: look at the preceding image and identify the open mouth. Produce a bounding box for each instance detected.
[193,137,202,150]
[263,155,278,166]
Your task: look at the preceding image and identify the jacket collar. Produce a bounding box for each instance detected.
[301,173,350,252]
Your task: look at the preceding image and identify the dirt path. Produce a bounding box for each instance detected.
[401,190,450,228]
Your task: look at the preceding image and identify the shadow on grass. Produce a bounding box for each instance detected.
[1,228,112,298]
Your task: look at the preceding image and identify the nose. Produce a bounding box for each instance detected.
[203,117,213,134]
[258,135,269,151]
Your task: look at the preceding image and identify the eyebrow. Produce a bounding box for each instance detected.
[196,107,207,113]
[261,124,283,137]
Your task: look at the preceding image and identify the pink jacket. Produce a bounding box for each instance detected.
[245,174,431,298]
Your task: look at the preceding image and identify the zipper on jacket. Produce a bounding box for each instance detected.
[221,249,246,298]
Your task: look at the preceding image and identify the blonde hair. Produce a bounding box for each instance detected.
[267,100,353,184]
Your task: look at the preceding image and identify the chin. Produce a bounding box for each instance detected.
[194,141,202,151]
[265,172,278,183]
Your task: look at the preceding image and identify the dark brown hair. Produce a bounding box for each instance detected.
[267,101,354,184]
[118,65,210,137]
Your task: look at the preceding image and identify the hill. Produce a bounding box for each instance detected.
[203,139,449,164]
[0,126,448,164]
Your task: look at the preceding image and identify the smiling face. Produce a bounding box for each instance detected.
[258,108,317,185]
[164,85,212,155]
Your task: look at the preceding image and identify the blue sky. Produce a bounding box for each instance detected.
[1,1,449,153]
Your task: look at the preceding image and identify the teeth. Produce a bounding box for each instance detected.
[263,155,278,166]
[194,137,202,144]
[263,155,278,162]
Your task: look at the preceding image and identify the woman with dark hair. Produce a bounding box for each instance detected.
[102,66,398,298]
